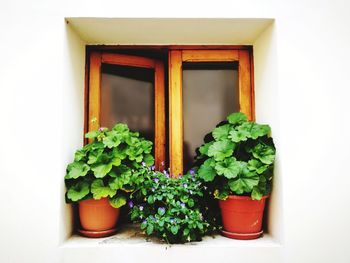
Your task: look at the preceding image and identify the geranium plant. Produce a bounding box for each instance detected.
[129,168,216,243]
[64,123,154,208]
[195,112,276,200]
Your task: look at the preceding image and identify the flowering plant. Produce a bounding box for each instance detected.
[64,123,154,208]
[129,167,216,243]
[195,112,276,200]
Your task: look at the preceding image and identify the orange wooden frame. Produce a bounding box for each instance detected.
[87,47,254,176]
[168,49,254,176]
[88,52,166,170]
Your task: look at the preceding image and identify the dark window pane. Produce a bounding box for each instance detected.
[100,64,154,142]
[182,62,239,172]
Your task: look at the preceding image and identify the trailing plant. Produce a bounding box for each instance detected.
[64,123,154,208]
[129,168,216,243]
[195,112,276,200]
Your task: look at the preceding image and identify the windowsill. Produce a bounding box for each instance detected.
[61,224,281,248]
[61,224,282,262]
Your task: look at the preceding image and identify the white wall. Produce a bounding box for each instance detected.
[1,1,350,263]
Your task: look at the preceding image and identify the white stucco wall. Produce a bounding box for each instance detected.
[1,1,350,263]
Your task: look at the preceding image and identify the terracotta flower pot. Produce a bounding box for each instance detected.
[219,195,268,240]
[78,198,120,237]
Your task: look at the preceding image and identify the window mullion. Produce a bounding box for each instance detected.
[168,50,183,177]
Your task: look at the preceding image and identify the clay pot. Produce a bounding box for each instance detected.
[78,198,120,237]
[219,195,268,240]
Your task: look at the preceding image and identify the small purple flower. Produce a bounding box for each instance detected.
[142,161,146,167]
[178,173,182,177]
[142,220,147,224]
[159,207,165,214]
[170,218,175,224]
[180,203,186,208]
[98,127,107,132]
[151,165,155,171]
[153,178,159,183]
[139,205,144,211]
[183,183,188,188]
[151,187,155,192]
[161,161,165,166]
[128,201,134,208]
[189,190,193,194]
[189,169,195,175]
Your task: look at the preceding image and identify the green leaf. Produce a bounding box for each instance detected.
[214,158,240,179]
[198,159,216,182]
[251,187,263,200]
[109,194,127,208]
[212,124,232,141]
[91,163,113,178]
[170,225,179,235]
[108,174,130,191]
[74,149,86,162]
[250,124,271,139]
[112,157,121,167]
[141,140,153,154]
[198,141,214,156]
[158,207,166,216]
[87,149,103,164]
[65,162,90,179]
[143,154,154,166]
[248,159,269,174]
[183,228,190,236]
[251,143,276,165]
[67,181,89,202]
[207,140,235,161]
[85,130,99,139]
[228,175,259,195]
[228,129,250,143]
[141,220,147,230]
[103,133,121,148]
[187,199,195,207]
[227,112,248,125]
[112,147,127,160]
[147,195,155,204]
[91,179,116,199]
[112,123,129,133]
[146,224,154,235]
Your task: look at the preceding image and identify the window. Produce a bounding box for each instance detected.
[86,46,254,176]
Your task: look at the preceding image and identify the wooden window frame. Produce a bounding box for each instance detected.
[87,52,166,170]
[86,46,254,176]
[168,49,254,176]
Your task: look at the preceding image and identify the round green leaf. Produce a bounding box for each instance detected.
[227,112,247,125]
[109,194,127,208]
[91,163,113,178]
[198,159,216,182]
[207,140,235,161]
[91,179,116,199]
[212,124,232,141]
[67,181,89,202]
[214,158,240,179]
[65,162,90,179]
[199,141,214,156]
[251,143,276,165]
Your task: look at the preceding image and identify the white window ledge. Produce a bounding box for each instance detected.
[61,224,282,263]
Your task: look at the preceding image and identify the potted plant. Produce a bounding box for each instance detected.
[65,123,154,237]
[129,167,216,243]
[195,112,276,240]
